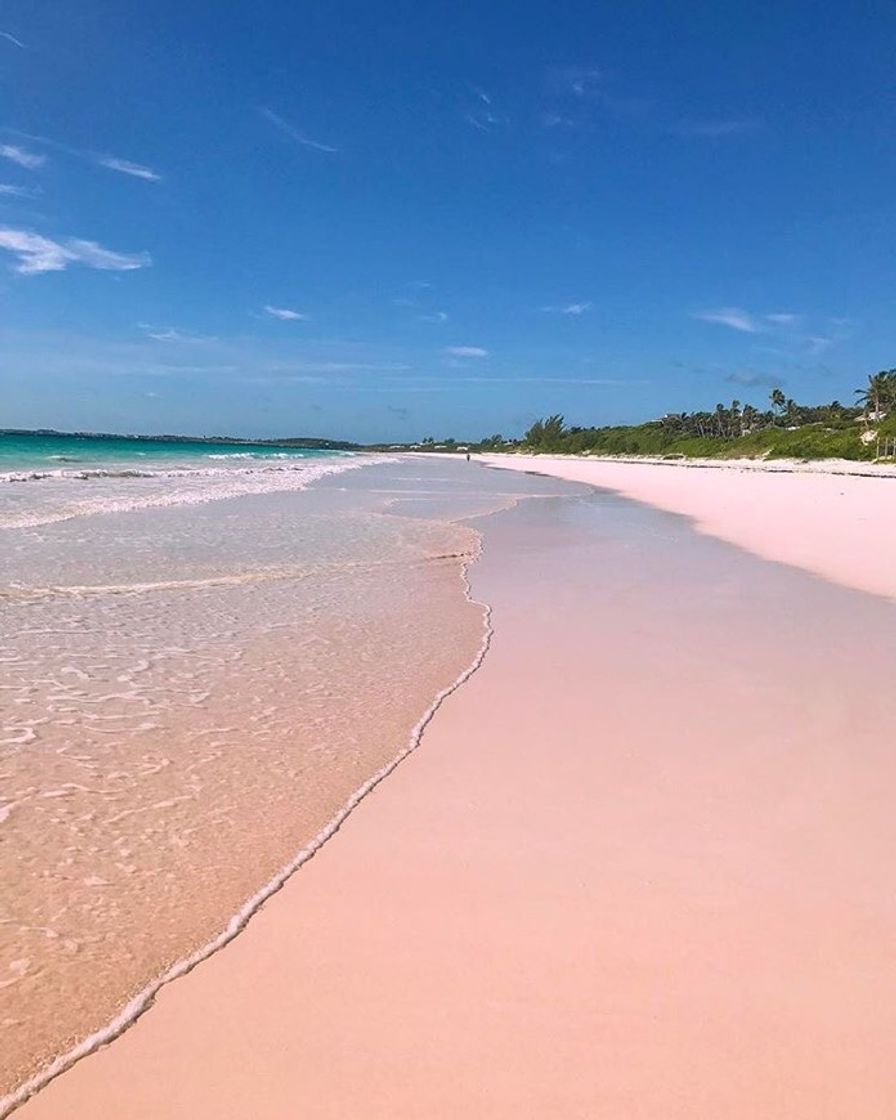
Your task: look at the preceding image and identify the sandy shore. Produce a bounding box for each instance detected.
[478,453,896,601]
[16,469,896,1119]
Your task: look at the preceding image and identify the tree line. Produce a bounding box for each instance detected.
[519,370,896,455]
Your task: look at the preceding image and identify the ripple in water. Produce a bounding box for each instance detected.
[0,457,544,1104]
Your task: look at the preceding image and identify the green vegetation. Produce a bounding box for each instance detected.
[389,370,896,462]
[510,370,896,462]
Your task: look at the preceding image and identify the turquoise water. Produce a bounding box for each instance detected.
[0,431,333,473]
[0,432,355,529]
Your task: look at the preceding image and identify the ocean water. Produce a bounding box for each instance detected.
[0,432,357,530]
[0,447,572,1105]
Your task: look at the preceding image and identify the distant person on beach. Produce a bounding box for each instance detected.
[466,451,471,461]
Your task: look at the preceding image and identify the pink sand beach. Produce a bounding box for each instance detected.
[13,457,896,1119]
[480,453,896,600]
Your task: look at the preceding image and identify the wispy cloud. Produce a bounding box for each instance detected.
[419,311,448,323]
[0,30,25,48]
[807,335,834,356]
[260,107,339,153]
[0,143,45,170]
[539,112,578,129]
[0,227,150,274]
[464,87,508,132]
[676,118,758,138]
[542,301,591,315]
[279,361,411,373]
[143,327,217,343]
[694,308,804,333]
[0,183,37,198]
[692,307,760,333]
[547,66,604,98]
[725,370,784,387]
[541,66,652,130]
[4,131,161,181]
[98,156,161,182]
[263,304,310,321]
[444,345,488,358]
[380,375,645,389]
[466,109,508,131]
[694,306,850,362]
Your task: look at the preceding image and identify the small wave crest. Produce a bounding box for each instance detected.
[0,456,387,530]
[2,460,338,484]
[0,532,490,1120]
[205,451,292,460]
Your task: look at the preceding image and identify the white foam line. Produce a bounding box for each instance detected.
[0,536,494,1118]
[0,456,390,530]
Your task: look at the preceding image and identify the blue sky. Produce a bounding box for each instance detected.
[1,1,895,442]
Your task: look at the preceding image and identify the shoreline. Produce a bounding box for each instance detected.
[0,526,493,1120]
[4,458,552,1112]
[477,451,896,479]
[17,477,896,1118]
[476,452,896,602]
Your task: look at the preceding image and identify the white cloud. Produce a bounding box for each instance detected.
[692,307,759,333]
[547,66,604,98]
[807,335,833,356]
[542,301,591,315]
[677,119,758,137]
[0,183,36,198]
[260,108,339,153]
[0,144,45,170]
[0,227,150,274]
[0,30,25,48]
[1,133,161,181]
[466,109,508,132]
[98,156,161,181]
[444,345,488,357]
[764,312,798,325]
[419,311,449,322]
[464,87,508,131]
[263,304,310,321]
[144,327,217,343]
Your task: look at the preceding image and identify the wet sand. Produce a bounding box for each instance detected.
[16,478,896,1118]
[3,459,578,1106]
[479,453,896,600]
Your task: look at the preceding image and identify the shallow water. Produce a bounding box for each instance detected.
[0,455,574,1098]
[0,432,362,529]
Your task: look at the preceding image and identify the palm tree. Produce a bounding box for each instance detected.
[855,375,877,424]
[730,399,742,437]
[855,371,896,423]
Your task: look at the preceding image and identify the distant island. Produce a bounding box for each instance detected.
[0,429,360,452]
[384,370,896,462]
